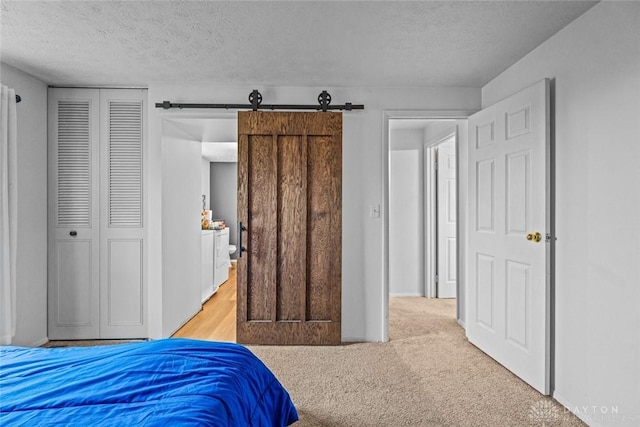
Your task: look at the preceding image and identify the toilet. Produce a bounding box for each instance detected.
[228,245,237,267]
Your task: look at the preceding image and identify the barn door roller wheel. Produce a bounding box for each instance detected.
[318,91,332,112]
[249,90,263,111]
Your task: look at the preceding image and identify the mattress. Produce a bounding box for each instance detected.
[0,338,298,426]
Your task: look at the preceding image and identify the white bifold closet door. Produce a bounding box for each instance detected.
[48,88,147,340]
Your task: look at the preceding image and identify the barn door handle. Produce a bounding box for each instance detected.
[238,222,247,258]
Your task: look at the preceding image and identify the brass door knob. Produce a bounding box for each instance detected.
[526,232,542,243]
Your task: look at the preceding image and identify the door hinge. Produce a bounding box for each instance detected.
[434,274,439,284]
[434,160,438,171]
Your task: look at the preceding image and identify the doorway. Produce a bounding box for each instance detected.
[160,114,239,341]
[388,118,465,336]
[161,111,344,345]
[383,111,473,341]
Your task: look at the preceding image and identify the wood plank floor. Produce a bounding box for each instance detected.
[172,264,237,342]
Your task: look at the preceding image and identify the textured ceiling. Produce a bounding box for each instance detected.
[0,0,597,88]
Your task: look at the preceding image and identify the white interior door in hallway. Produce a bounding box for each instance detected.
[435,137,457,298]
[467,78,551,394]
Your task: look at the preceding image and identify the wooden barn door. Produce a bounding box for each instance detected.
[237,111,342,345]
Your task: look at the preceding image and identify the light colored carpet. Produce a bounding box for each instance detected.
[249,298,586,427]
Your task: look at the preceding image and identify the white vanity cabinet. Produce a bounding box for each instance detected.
[201,228,230,303]
[213,228,230,289]
[201,230,215,302]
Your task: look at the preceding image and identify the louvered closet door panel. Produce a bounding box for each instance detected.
[57,101,92,227]
[109,101,142,227]
[100,89,147,338]
[48,88,101,339]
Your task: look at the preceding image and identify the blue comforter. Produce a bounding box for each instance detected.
[0,338,298,426]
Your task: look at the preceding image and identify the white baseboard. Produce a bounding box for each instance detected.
[30,337,49,348]
[553,392,596,426]
[552,391,637,427]
[168,307,203,338]
[390,292,424,297]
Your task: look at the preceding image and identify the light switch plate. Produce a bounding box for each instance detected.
[370,204,381,218]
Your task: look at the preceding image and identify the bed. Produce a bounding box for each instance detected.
[0,338,298,426]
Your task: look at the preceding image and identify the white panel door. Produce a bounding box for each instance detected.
[48,89,101,339]
[99,89,147,338]
[467,79,550,394]
[437,138,457,298]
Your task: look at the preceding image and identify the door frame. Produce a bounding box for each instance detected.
[382,110,475,342]
[424,129,457,298]
[424,142,437,298]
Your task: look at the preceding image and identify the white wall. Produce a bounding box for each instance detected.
[161,130,202,336]
[389,129,423,296]
[0,63,48,347]
[148,85,481,342]
[482,2,640,425]
[210,162,238,254]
